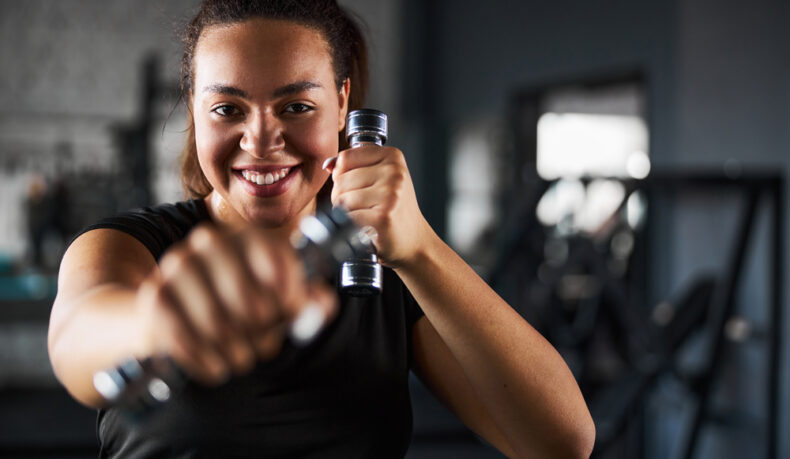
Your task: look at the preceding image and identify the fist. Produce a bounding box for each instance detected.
[135,224,337,385]
[329,145,432,268]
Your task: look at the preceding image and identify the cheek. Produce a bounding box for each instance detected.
[195,118,236,177]
[291,117,340,161]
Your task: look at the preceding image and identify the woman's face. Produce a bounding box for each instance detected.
[192,18,349,227]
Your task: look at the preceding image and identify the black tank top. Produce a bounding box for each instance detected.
[78,200,424,458]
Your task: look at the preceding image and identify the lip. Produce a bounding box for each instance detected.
[233,165,300,198]
[233,163,299,173]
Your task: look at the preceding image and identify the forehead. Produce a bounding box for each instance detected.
[193,18,335,91]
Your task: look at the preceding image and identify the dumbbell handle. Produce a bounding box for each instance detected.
[340,109,388,296]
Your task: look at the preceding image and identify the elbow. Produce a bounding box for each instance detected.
[571,415,596,459]
[560,384,597,458]
[514,413,596,459]
[48,315,105,410]
[540,419,596,459]
[49,340,105,410]
[554,407,596,459]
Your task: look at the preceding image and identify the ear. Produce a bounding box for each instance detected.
[337,78,351,132]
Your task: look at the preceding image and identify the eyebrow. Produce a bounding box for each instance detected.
[271,81,323,98]
[202,81,323,100]
[202,83,249,99]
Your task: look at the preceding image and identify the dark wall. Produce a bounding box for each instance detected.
[401,0,790,457]
[402,0,676,236]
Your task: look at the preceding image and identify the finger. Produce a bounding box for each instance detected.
[330,166,378,201]
[159,247,254,375]
[227,231,287,329]
[159,248,226,343]
[140,279,229,385]
[334,145,389,173]
[166,314,230,386]
[188,228,259,373]
[241,230,307,322]
[189,226,269,330]
[333,186,391,213]
[253,324,287,361]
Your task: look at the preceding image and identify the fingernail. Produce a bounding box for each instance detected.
[322,156,337,171]
[289,302,325,345]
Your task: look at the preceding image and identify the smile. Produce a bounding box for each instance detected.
[241,167,291,185]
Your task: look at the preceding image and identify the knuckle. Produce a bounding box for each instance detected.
[244,239,275,281]
[386,172,404,190]
[160,247,194,276]
[224,290,252,319]
[335,152,350,172]
[334,193,349,210]
[393,186,404,203]
[189,225,221,250]
[391,147,406,163]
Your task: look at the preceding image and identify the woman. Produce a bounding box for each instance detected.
[48,1,595,457]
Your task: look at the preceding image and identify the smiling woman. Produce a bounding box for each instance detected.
[46,1,595,458]
[189,17,351,229]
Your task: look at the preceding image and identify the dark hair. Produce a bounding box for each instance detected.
[179,0,369,198]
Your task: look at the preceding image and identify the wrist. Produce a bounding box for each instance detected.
[392,225,443,276]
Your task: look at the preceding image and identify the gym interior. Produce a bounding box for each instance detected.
[1,1,788,458]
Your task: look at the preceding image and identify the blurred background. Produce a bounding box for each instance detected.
[0,0,788,457]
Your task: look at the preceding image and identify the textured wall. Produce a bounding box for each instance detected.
[0,0,196,118]
[0,0,401,259]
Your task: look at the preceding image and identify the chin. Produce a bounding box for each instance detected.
[246,211,289,228]
[242,204,296,228]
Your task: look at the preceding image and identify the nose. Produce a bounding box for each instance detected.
[239,110,285,158]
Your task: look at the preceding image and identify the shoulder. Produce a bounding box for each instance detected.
[114,199,209,232]
[72,199,210,261]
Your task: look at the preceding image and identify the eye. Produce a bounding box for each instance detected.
[283,103,314,114]
[211,104,241,117]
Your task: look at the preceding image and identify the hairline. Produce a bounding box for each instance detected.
[188,17,343,98]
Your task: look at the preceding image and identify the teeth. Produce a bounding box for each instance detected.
[241,168,291,186]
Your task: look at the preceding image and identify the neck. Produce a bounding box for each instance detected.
[203,191,316,241]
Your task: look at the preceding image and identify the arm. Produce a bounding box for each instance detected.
[330,146,595,458]
[48,229,159,407]
[402,236,595,458]
[411,316,517,457]
[49,225,336,409]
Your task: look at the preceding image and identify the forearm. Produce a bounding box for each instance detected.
[395,234,595,458]
[48,285,144,408]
